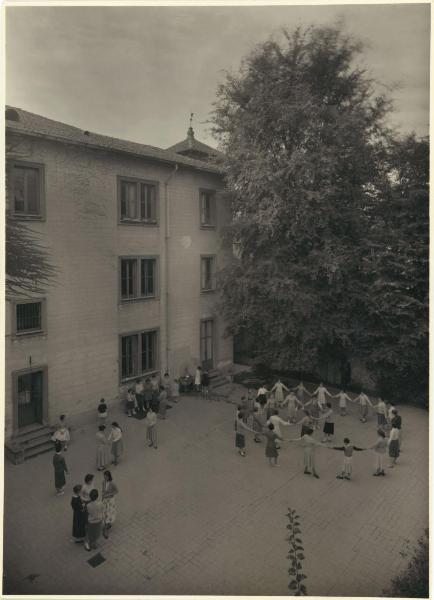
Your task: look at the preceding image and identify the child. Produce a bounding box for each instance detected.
[126,388,135,417]
[270,379,290,408]
[201,369,210,399]
[235,408,248,457]
[195,366,202,393]
[354,390,372,423]
[96,425,108,471]
[298,410,314,437]
[369,429,388,476]
[52,417,71,451]
[267,409,291,449]
[291,381,310,404]
[252,406,263,443]
[373,397,388,428]
[332,438,364,480]
[387,424,400,467]
[135,379,145,413]
[332,390,352,416]
[286,428,325,478]
[98,398,108,424]
[262,423,283,467]
[53,441,68,495]
[284,391,303,423]
[143,378,153,411]
[311,382,333,411]
[145,407,158,449]
[172,378,180,403]
[158,387,168,419]
[319,402,335,443]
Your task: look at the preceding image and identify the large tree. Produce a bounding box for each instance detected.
[211,25,428,402]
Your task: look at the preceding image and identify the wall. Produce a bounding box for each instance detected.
[5,133,233,439]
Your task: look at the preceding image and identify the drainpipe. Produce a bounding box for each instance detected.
[163,164,179,372]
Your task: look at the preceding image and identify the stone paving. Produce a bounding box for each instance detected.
[2,388,428,596]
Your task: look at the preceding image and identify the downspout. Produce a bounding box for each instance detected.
[163,163,179,372]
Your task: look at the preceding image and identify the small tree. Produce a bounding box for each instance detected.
[286,508,307,595]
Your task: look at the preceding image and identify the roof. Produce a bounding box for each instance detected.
[167,136,221,158]
[5,106,224,175]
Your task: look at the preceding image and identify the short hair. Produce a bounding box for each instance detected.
[164,372,169,377]
[84,474,94,484]
[378,429,386,438]
[344,437,350,444]
[237,405,243,410]
[89,489,99,501]
[268,423,275,430]
[237,411,244,420]
[392,409,398,415]
[60,414,65,420]
[73,484,82,494]
[55,441,62,453]
[326,402,332,408]
[103,470,112,481]
[100,398,105,403]
[98,425,105,431]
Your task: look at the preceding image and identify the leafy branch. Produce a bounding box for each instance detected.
[286,508,307,596]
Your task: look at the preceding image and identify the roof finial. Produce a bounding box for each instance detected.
[187,112,195,147]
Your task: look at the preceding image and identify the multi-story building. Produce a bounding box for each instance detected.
[5,106,233,440]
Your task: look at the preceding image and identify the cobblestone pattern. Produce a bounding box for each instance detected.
[3,393,428,596]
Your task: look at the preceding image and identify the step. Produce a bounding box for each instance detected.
[211,377,229,389]
[12,426,54,445]
[24,440,55,459]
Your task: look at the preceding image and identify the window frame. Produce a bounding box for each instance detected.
[119,256,159,303]
[200,254,217,293]
[119,328,160,383]
[8,160,45,220]
[12,298,47,337]
[117,175,159,226]
[199,188,217,229]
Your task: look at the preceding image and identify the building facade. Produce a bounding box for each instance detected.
[5,107,233,439]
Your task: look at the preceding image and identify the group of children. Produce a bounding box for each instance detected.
[234,379,403,480]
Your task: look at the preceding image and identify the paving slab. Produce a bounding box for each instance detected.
[3,393,428,596]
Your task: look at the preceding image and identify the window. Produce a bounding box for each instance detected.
[14,300,45,335]
[121,330,158,380]
[200,190,216,227]
[120,257,157,301]
[201,256,216,292]
[10,162,44,218]
[119,177,158,224]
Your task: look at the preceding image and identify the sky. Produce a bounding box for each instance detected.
[5,3,430,149]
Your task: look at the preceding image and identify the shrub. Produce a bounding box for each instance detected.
[383,529,429,597]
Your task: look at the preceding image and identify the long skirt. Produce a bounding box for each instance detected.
[54,469,66,490]
[103,498,116,525]
[235,433,245,449]
[73,510,87,539]
[111,439,123,462]
[360,405,368,419]
[288,404,297,420]
[265,443,278,458]
[389,439,400,458]
[86,521,102,548]
[96,445,108,469]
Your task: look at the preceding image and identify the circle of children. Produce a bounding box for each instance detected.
[235,380,403,480]
[50,371,185,553]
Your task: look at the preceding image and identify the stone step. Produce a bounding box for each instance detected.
[6,425,55,464]
[210,376,229,389]
[24,440,56,460]
[12,425,54,445]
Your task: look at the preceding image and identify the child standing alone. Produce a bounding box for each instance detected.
[332,437,364,480]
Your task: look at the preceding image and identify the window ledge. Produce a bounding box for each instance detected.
[200,288,217,294]
[13,330,46,339]
[121,369,160,384]
[119,219,159,227]
[120,296,159,305]
[10,214,45,221]
[200,224,216,230]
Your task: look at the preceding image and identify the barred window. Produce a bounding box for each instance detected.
[16,302,42,333]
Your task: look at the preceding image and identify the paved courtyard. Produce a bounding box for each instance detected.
[3,389,428,596]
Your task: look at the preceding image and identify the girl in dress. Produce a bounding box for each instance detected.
[235,409,250,457]
[158,387,168,419]
[319,402,335,443]
[369,429,388,476]
[354,390,372,423]
[53,442,68,495]
[298,410,314,437]
[252,406,264,443]
[311,382,333,411]
[332,390,352,416]
[291,381,310,404]
[96,425,108,471]
[270,379,290,408]
[263,423,283,467]
[126,388,136,417]
[331,438,365,480]
[286,428,325,478]
[195,366,202,392]
[387,425,400,467]
[71,484,86,543]
[102,470,119,539]
[52,422,71,452]
[284,391,303,423]
[85,489,104,551]
[108,423,123,466]
[171,378,180,403]
[145,407,158,449]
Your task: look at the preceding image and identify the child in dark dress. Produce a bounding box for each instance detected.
[71,484,87,543]
[53,442,68,496]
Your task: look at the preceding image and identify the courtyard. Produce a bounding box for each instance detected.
[3,387,428,596]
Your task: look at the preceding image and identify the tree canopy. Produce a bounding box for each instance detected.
[211,24,428,403]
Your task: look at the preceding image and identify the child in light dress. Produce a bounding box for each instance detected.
[331,437,365,480]
[52,415,71,451]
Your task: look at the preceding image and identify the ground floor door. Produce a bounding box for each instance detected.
[200,319,214,370]
[16,370,44,429]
